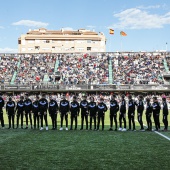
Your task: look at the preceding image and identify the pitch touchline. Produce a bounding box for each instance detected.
[135,120,170,141]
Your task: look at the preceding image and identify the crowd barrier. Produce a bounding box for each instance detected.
[0,83,170,91]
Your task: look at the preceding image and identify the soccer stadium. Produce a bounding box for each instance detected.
[0,0,170,170]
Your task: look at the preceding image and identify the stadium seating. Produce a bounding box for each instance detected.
[0,52,169,85]
[0,54,19,84]
[112,52,165,85]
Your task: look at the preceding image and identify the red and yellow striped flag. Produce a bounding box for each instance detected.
[120,31,127,36]
[109,29,114,35]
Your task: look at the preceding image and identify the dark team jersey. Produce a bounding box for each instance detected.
[0,97,5,109]
[32,100,39,113]
[128,99,136,113]
[120,99,126,113]
[70,101,80,114]
[162,101,168,115]
[16,100,25,112]
[49,99,58,112]
[38,98,48,112]
[110,100,119,113]
[6,101,15,112]
[88,101,97,113]
[59,99,69,113]
[24,99,32,112]
[80,100,88,112]
[145,102,153,115]
[137,100,144,113]
[97,102,107,114]
[152,102,161,115]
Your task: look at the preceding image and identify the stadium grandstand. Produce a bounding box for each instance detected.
[0,51,170,93]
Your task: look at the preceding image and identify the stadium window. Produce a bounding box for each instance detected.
[46,40,50,43]
[87,40,91,43]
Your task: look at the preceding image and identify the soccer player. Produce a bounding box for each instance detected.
[88,96,97,130]
[128,95,136,131]
[109,94,119,131]
[59,94,69,130]
[162,97,168,131]
[49,95,58,130]
[15,96,25,129]
[32,95,40,129]
[137,95,144,131]
[80,95,89,130]
[70,96,80,130]
[39,94,49,130]
[119,94,126,131]
[0,93,5,129]
[24,93,33,129]
[97,98,107,131]
[145,98,152,131]
[6,97,15,129]
[152,96,161,131]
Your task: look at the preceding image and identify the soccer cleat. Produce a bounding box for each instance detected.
[2,127,5,129]
[109,128,113,131]
[118,127,122,131]
[70,128,73,130]
[40,127,44,130]
[46,127,48,131]
[25,127,28,129]
[122,128,127,131]
[66,127,68,131]
[140,129,145,132]
[115,129,117,131]
[60,127,63,131]
[133,129,136,132]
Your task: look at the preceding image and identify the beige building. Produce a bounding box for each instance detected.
[18,28,106,53]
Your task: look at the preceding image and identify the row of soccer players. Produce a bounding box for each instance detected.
[0,93,168,131]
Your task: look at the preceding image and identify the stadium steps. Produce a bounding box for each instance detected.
[54,60,59,73]
[163,59,169,72]
[10,60,21,85]
[108,60,113,84]
[43,74,49,83]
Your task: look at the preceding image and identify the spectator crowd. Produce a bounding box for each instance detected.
[0,52,169,86]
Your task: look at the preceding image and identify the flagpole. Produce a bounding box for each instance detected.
[120,35,123,52]
[109,38,111,52]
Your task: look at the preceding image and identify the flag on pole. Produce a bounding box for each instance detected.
[109,29,114,35]
[120,31,127,36]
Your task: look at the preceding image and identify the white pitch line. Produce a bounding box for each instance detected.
[135,120,170,141]
[154,131,170,141]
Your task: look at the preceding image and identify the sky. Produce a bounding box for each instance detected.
[0,0,170,52]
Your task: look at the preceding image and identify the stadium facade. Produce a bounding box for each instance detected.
[18,28,106,53]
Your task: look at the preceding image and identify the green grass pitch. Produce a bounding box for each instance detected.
[0,110,170,170]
